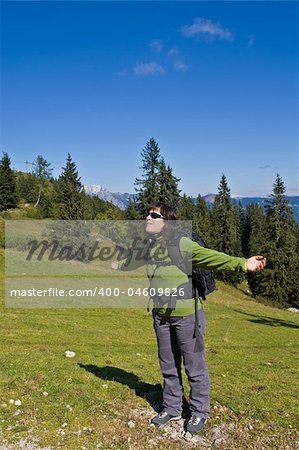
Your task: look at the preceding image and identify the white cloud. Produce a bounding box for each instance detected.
[173,59,188,71]
[167,46,188,71]
[150,40,163,52]
[181,17,233,41]
[133,61,165,76]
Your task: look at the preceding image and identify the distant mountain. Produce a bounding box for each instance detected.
[85,185,299,221]
[84,185,135,210]
[202,194,216,204]
[202,194,299,222]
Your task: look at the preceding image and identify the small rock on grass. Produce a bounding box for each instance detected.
[214,437,226,446]
[211,425,222,440]
[184,431,193,441]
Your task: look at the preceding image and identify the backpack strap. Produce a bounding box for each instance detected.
[193,288,207,352]
[167,232,191,276]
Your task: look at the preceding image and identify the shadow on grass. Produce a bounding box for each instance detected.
[78,364,164,412]
[233,309,299,329]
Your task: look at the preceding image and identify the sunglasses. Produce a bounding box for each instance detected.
[148,212,164,219]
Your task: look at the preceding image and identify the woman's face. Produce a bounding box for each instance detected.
[145,208,165,234]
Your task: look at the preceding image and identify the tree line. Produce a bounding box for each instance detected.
[0,152,123,220]
[1,139,298,308]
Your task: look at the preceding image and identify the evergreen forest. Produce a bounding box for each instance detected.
[1,139,298,308]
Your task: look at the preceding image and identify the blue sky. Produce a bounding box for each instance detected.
[1,1,298,197]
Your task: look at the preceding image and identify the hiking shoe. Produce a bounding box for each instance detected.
[185,415,207,434]
[150,410,181,427]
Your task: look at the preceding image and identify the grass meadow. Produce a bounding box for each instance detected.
[0,223,298,449]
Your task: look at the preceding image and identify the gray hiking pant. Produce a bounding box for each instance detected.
[153,308,210,419]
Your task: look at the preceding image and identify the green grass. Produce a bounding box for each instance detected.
[0,247,298,449]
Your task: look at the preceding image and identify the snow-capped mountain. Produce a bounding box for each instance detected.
[84,185,299,221]
[84,185,135,210]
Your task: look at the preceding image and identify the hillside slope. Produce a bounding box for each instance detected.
[0,251,298,449]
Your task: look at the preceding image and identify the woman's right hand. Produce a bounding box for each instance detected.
[246,256,266,272]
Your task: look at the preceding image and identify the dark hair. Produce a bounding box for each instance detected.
[147,202,177,221]
[147,202,177,239]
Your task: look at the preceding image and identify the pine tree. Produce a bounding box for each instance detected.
[48,154,92,260]
[245,203,267,296]
[250,175,299,307]
[211,174,242,285]
[244,204,267,257]
[0,152,17,211]
[134,138,161,215]
[15,172,37,204]
[157,158,181,209]
[232,201,245,256]
[125,197,142,219]
[134,138,181,215]
[54,153,85,220]
[32,155,53,208]
[177,194,195,220]
[211,174,237,254]
[190,195,212,244]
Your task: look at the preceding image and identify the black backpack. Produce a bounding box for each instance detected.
[167,231,217,302]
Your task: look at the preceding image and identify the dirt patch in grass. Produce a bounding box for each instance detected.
[0,437,52,450]
[0,400,297,449]
[123,401,298,450]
